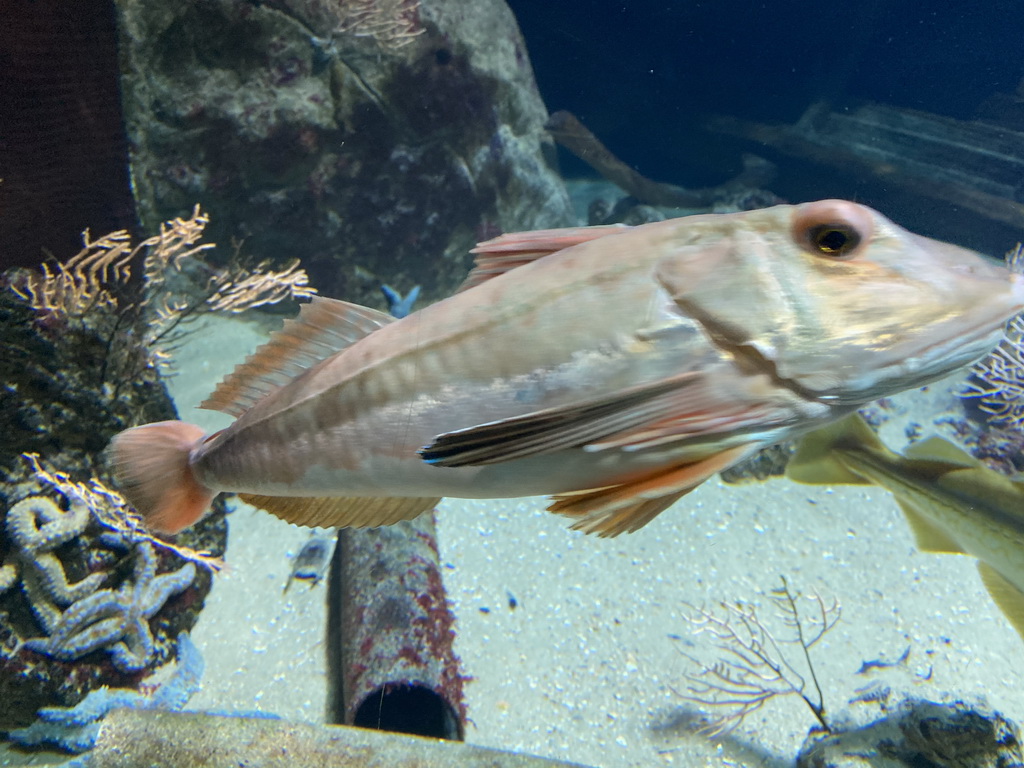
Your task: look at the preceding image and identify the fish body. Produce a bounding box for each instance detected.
[110,200,1024,536]
[787,413,1024,641]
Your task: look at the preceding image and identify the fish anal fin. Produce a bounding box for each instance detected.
[201,297,394,417]
[548,444,754,537]
[898,500,965,554]
[457,224,629,293]
[978,562,1024,641]
[238,493,438,529]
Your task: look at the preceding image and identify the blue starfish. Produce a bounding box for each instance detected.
[24,541,196,672]
[2,495,107,631]
[9,632,204,754]
[380,283,421,318]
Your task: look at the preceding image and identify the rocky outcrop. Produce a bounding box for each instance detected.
[116,0,574,307]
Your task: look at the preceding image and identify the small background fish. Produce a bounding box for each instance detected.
[283,533,335,593]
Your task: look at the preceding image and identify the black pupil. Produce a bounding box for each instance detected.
[814,226,853,255]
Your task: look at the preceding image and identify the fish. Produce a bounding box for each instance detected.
[786,412,1024,641]
[108,199,1024,538]
[284,533,335,593]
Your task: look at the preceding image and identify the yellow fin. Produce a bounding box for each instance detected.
[548,444,753,537]
[897,500,965,554]
[786,413,884,486]
[201,297,393,417]
[903,436,978,467]
[978,562,1024,642]
[457,224,629,293]
[238,493,439,529]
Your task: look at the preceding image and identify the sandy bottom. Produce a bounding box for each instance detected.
[3,312,1021,768]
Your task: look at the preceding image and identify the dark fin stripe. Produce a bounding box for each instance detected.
[201,296,394,417]
[418,371,773,468]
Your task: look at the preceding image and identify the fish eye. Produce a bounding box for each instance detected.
[791,200,875,260]
[809,224,860,257]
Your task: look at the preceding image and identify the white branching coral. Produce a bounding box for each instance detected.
[22,453,224,574]
[12,207,214,320]
[961,312,1024,429]
[676,577,840,736]
[9,205,317,380]
[337,0,423,49]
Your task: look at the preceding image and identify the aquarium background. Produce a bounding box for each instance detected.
[3,1,1024,766]
[510,1,1023,176]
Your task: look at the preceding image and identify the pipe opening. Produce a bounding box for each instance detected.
[353,683,461,740]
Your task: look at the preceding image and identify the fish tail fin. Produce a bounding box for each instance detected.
[786,413,884,486]
[108,421,215,534]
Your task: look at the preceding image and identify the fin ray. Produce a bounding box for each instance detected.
[457,225,629,292]
[419,372,782,468]
[978,562,1024,641]
[897,501,965,554]
[201,297,394,417]
[238,493,438,529]
[548,444,754,537]
[419,372,717,467]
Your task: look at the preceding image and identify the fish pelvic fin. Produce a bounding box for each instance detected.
[548,444,754,537]
[457,224,629,293]
[238,493,439,529]
[896,500,965,554]
[785,413,887,486]
[978,562,1024,642]
[108,421,215,535]
[201,296,394,417]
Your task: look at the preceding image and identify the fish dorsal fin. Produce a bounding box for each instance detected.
[238,493,439,529]
[977,562,1024,641]
[903,436,978,467]
[456,224,630,293]
[201,296,394,417]
[897,500,965,554]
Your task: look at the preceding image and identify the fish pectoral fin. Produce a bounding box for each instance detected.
[978,562,1024,641]
[457,224,630,292]
[238,493,439,529]
[898,501,965,554]
[419,371,771,467]
[201,297,394,417]
[547,444,754,537]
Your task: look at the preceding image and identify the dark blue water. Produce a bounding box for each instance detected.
[508,1,1024,186]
